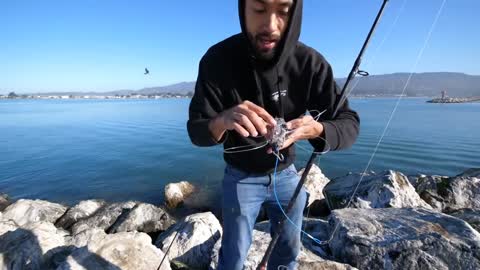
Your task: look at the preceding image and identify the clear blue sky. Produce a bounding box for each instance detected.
[1,0,478,94]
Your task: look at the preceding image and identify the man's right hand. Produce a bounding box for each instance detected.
[209,101,277,141]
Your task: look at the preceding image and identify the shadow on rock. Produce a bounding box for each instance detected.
[0,228,122,270]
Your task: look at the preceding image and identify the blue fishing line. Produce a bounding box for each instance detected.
[272,155,326,245]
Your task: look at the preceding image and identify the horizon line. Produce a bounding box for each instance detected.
[1,71,478,95]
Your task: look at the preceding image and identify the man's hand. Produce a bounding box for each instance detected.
[209,101,277,142]
[267,115,324,153]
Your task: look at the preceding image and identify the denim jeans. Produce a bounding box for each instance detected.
[217,163,307,270]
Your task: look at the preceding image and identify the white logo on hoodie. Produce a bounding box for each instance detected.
[271,90,287,102]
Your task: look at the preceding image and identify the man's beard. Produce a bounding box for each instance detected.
[247,32,280,61]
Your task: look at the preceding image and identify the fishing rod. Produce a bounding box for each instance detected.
[257,1,390,269]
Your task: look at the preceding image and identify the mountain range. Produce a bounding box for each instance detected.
[23,72,480,97]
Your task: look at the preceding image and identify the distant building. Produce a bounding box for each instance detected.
[441,90,447,99]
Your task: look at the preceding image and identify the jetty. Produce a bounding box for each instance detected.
[427,90,480,103]
[427,97,480,103]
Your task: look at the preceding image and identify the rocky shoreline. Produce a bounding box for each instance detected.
[1,166,479,270]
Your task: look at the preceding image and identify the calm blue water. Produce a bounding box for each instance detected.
[0,98,479,206]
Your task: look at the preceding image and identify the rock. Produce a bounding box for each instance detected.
[209,219,356,270]
[456,168,480,178]
[323,171,432,210]
[328,208,480,270]
[55,199,106,230]
[412,175,451,211]
[414,170,480,212]
[71,201,137,235]
[1,199,67,226]
[298,164,330,207]
[0,193,11,211]
[0,219,19,236]
[155,212,222,269]
[69,227,110,248]
[254,218,333,259]
[59,229,170,270]
[298,248,357,270]
[447,208,480,232]
[182,184,220,215]
[407,174,423,188]
[305,199,331,217]
[170,260,192,270]
[0,221,68,269]
[165,181,195,209]
[108,203,175,234]
[299,218,332,258]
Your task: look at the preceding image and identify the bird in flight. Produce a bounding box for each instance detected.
[144,68,149,75]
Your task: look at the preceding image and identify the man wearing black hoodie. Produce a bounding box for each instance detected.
[188,0,359,269]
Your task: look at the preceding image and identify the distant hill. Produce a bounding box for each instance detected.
[135,82,195,95]
[24,72,479,97]
[339,72,480,97]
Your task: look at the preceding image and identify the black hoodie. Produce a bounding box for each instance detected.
[187,0,360,174]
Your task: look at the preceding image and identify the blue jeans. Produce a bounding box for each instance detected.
[217,163,307,270]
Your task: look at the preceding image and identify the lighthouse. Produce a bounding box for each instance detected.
[441,90,447,100]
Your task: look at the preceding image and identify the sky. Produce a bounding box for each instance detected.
[0,0,479,94]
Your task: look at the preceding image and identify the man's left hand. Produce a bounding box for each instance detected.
[267,115,324,153]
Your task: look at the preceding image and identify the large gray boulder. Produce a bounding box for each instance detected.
[413,169,480,212]
[298,164,330,207]
[0,221,68,270]
[71,201,137,235]
[55,199,106,230]
[108,203,175,233]
[1,199,67,226]
[447,208,480,232]
[324,171,432,210]
[165,181,195,209]
[155,212,222,269]
[209,220,356,270]
[59,228,170,270]
[328,208,480,270]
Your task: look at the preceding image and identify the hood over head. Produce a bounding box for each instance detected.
[238,0,303,67]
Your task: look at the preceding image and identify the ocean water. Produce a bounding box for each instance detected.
[0,98,479,206]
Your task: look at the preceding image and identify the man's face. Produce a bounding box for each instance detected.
[245,0,294,61]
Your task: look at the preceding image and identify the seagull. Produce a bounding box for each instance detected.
[144,68,149,75]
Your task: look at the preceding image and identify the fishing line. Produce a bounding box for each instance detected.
[318,0,448,246]
[271,0,447,247]
[347,0,408,97]
[271,115,332,246]
[223,141,270,154]
[294,136,331,156]
[272,154,325,245]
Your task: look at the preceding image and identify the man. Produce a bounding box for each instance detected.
[187,0,359,269]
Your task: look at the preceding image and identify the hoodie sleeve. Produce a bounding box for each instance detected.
[307,60,360,152]
[187,55,228,147]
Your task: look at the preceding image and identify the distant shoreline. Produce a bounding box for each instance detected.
[0,95,438,100]
[0,94,192,100]
[2,95,479,101]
